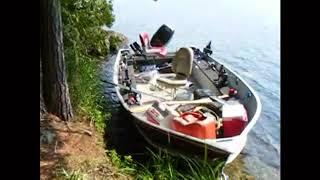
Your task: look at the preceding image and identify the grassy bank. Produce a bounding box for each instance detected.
[61,0,123,133]
[107,148,226,180]
[40,114,228,180]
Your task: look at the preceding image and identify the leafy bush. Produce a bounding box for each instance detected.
[107,150,137,175]
[61,0,117,132]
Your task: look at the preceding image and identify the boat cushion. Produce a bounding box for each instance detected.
[156,73,187,85]
[145,101,180,126]
[139,32,168,57]
[139,32,150,48]
[171,47,193,77]
[145,46,168,57]
[157,77,187,86]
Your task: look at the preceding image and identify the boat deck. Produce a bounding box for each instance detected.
[118,54,234,114]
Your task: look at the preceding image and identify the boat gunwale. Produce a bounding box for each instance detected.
[204,55,262,136]
[133,116,230,156]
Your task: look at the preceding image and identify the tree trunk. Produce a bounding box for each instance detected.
[40,53,46,119]
[40,0,73,121]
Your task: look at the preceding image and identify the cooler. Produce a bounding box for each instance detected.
[222,104,248,137]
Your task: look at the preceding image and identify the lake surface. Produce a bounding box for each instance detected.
[109,0,280,179]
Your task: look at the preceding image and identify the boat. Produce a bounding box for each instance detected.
[109,24,262,165]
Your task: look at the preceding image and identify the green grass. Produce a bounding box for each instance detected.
[107,149,137,175]
[65,50,108,132]
[61,0,120,133]
[107,148,226,180]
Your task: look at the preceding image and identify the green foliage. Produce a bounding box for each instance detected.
[107,150,137,175]
[108,149,121,167]
[109,35,123,53]
[180,156,225,180]
[62,0,115,57]
[135,149,225,180]
[107,148,225,180]
[61,0,117,132]
[139,149,182,179]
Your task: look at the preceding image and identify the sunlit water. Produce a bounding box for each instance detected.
[107,0,280,179]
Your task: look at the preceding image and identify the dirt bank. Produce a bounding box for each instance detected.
[40,113,133,180]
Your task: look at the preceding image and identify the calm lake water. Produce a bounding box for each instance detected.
[109,0,280,179]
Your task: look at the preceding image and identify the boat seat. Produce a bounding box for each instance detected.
[155,47,193,97]
[139,32,168,57]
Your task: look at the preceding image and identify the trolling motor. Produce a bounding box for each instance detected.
[191,41,213,59]
[203,41,213,56]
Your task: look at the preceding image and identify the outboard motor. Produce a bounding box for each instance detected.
[150,24,174,47]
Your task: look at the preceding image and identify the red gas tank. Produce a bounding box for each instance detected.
[170,112,216,139]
